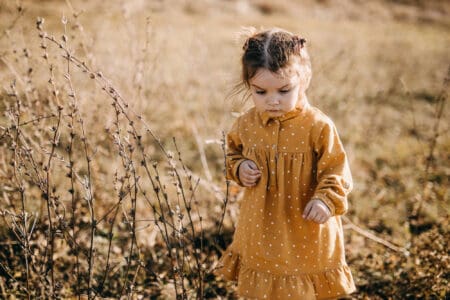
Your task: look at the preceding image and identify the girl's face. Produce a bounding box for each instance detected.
[249,67,305,117]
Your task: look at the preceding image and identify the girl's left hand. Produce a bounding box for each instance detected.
[303,199,331,224]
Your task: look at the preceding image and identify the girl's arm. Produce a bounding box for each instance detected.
[311,120,353,216]
[226,119,247,186]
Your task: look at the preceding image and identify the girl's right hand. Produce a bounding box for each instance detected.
[238,160,261,187]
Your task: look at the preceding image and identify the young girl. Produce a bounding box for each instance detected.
[214,28,356,299]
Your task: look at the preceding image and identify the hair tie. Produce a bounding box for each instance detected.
[291,36,306,53]
[300,38,306,47]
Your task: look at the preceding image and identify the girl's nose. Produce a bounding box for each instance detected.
[267,97,280,105]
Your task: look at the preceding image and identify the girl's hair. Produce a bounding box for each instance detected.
[230,28,312,102]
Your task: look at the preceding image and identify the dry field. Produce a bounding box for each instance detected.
[0,0,449,299]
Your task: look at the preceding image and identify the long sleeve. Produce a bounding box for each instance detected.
[311,121,353,216]
[226,118,247,186]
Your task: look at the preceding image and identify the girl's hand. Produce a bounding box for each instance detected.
[303,199,331,224]
[238,160,261,187]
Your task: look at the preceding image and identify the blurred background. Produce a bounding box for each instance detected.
[0,0,449,299]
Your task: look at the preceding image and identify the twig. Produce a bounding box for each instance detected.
[191,123,212,182]
[411,65,449,219]
[216,131,231,239]
[173,138,204,298]
[60,18,83,298]
[9,80,31,299]
[0,4,25,41]
[342,216,408,254]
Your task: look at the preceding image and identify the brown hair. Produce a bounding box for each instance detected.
[230,28,312,101]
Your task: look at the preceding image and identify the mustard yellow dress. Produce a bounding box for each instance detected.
[214,101,356,299]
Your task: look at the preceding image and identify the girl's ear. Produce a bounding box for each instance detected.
[292,61,311,93]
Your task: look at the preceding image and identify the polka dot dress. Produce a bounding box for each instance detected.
[214,102,356,299]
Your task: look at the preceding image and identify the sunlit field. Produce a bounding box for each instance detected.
[0,0,449,298]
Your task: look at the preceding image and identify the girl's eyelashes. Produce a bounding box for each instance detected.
[255,89,290,95]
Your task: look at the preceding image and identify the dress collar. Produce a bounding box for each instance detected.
[258,98,310,127]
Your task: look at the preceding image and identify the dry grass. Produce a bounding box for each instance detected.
[0,0,449,299]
